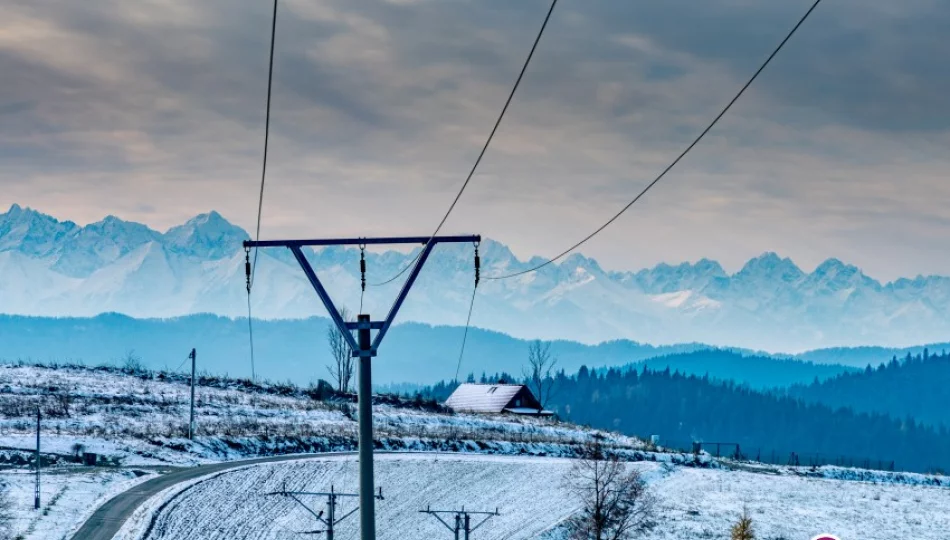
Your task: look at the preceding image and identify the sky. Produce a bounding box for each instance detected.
[1,0,949,281]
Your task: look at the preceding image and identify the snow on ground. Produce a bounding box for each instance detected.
[639,466,950,540]
[115,455,950,540]
[5,363,948,539]
[1,466,155,540]
[0,363,646,466]
[115,454,587,540]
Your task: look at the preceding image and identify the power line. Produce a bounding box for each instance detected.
[485,0,824,281]
[173,354,189,373]
[453,285,478,382]
[252,0,279,287]
[368,0,560,288]
[246,295,257,381]
[246,0,279,380]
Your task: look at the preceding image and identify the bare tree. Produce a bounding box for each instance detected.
[50,385,74,418]
[563,443,656,540]
[326,307,355,393]
[525,339,557,412]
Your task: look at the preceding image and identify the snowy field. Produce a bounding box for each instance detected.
[642,467,950,540]
[115,454,950,540]
[1,466,155,540]
[0,363,645,466]
[116,454,583,540]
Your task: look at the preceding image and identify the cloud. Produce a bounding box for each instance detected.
[1,0,949,283]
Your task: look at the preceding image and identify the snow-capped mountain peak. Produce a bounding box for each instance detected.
[1,206,949,351]
[737,252,804,282]
[0,204,79,257]
[163,211,249,259]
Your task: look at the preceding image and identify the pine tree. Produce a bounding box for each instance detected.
[731,510,755,540]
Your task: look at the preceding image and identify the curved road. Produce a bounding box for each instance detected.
[71,452,356,540]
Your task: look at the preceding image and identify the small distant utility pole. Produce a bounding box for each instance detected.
[188,348,197,440]
[34,408,41,510]
[420,505,500,540]
[267,483,383,539]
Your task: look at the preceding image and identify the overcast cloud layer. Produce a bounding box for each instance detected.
[2,0,949,281]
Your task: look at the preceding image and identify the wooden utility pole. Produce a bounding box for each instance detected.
[188,348,197,440]
[34,408,41,510]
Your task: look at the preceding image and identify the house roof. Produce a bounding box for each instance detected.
[444,383,528,413]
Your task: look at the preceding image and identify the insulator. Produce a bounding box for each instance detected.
[474,245,481,288]
[245,249,252,293]
[360,249,367,291]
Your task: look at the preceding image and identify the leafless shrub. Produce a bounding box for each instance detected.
[563,442,657,540]
[121,349,144,373]
[50,385,75,418]
[326,308,355,393]
[71,442,86,461]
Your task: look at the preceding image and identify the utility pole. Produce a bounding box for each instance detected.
[267,482,383,538]
[245,234,480,540]
[355,314,375,539]
[188,348,196,440]
[420,506,500,540]
[34,408,41,510]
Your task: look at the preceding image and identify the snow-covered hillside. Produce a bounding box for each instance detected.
[0,363,647,467]
[2,205,950,351]
[2,364,947,540]
[113,454,950,540]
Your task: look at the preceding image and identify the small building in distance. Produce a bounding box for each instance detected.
[444,383,553,416]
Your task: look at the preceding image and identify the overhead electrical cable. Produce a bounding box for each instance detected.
[368,0,560,288]
[485,0,824,281]
[246,0,280,380]
[453,285,478,382]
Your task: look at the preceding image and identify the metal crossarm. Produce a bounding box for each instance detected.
[420,505,500,540]
[267,485,383,540]
[246,235,480,248]
[244,234,480,357]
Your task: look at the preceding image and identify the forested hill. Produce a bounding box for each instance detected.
[785,349,950,428]
[0,313,855,387]
[422,367,950,473]
[627,349,855,389]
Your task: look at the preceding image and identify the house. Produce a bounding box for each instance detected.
[444,383,553,416]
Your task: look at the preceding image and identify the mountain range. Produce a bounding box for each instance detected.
[1,204,948,351]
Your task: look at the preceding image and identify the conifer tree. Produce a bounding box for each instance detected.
[730,510,755,540]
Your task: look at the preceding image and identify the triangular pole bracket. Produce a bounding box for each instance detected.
[245,235,481,357]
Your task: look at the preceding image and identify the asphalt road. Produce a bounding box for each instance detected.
[71,453,355,540]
